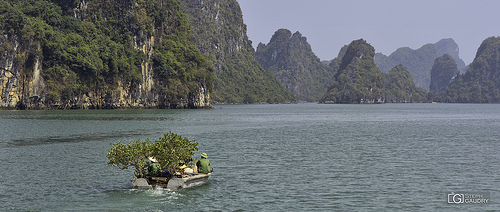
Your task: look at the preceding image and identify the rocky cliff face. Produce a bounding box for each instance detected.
[0,0,211,109]
[254,29,332,102]
[320,39,385,104]
[0,29,48,109]
[180,0,248,73]
[0,31,20,109]
[179,0,295,103]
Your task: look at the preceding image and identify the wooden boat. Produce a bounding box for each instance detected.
[132,173,211,190]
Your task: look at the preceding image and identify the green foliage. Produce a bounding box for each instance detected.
[146,0,214,106]
[321,39,384,104]
[148,133,199,175]
[0,0,144,101]
[211,50,295,103]
[107,138,151,177]
[1,0,214,108]
[443,37,500,103]
[45,91,59,103]
[384,65,427,103]
[152,32,214,101]
[321,40,430,104]
[107,132,199,177]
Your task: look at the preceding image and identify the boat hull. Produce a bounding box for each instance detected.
[132,173,211,190]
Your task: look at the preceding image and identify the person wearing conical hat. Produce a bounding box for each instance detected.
[196,153,212,174]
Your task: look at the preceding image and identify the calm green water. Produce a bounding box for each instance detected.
[1,103,499,211]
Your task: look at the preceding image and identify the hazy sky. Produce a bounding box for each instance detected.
[238,0,500,64]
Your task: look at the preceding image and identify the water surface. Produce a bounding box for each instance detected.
[0,103,499,211]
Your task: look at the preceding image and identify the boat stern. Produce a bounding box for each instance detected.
[166,173,211,190]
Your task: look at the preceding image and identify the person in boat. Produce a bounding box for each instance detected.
[147,157,161,177]
[178,160,187,171]
[173,160,188,175]
[196,153,212,174]
[179,159,196,174]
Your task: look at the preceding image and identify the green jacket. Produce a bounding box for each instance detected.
[148,162,161,177]
[196,158,210,174]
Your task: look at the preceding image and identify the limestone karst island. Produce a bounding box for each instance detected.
[2,0,500,109]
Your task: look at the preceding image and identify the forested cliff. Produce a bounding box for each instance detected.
[179,0,295,104]
[0,0,294,110]
[0,0,213,109]
[320,39,426,104]
[254,29,332,102]
[429,54,460,94]
[3,0,498,108]
[441,37,500,103]
[320,39,385,104]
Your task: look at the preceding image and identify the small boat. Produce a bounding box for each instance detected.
[132,173,211,190]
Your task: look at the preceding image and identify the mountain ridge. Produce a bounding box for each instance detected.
[254,28,332,102]
[179,0,295,104]
[374,38,466,90]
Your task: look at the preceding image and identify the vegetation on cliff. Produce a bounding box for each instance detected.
[320,39,426,104]
[429,54,460,94]
[0,0,213,109]
[255,29,333,102]
[384,65,427,103]
[434,39,467,71]
[149,1,214,106]
[327,45,348,77]
[320,39,385,104]
[442,37,500,103]
[7,0,499,106]
[179,0,295,104]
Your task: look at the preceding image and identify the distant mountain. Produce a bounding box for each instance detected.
[443,37,500,103]
[254,29,332,102]
[374,38,466,90]
[429,54,460,94]
[320,39,385,104]
[179,0,295,104]
[434,38,466,71]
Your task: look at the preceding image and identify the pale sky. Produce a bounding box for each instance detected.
[238,0,500,64]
